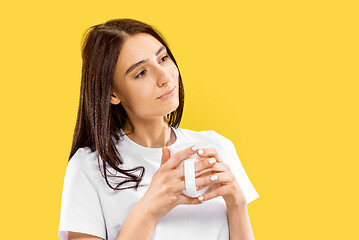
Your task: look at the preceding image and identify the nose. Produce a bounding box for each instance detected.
[155,64,171,87]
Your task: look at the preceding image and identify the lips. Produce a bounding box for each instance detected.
[158,86,176,99]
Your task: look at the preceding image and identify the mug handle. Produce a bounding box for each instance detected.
[183,158,197,197]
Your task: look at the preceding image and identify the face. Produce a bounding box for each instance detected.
[111,33,180,122]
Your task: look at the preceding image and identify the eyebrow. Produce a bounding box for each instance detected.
[125,45,166,76]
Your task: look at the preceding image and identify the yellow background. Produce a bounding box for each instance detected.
[1,0,358,239]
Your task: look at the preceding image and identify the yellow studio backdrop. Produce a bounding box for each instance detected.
[0,0,358,239]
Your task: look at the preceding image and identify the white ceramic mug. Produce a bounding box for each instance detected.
[168,141,216,198]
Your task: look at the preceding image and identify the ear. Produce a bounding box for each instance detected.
[110,92,121,105]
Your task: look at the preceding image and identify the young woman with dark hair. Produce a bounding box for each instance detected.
[58,18,259,240]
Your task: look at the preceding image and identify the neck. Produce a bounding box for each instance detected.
[122,116,175,148]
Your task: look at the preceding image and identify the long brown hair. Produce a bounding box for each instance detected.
[69,18,185,191]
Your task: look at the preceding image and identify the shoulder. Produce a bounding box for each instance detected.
[61,147,102,195]
[175,128,235,158]
[201,129,233,146]
[176,127,234,147]
[66,147,99,176]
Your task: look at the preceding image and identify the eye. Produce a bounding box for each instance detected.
[134,55,169,79]
[135,70,146,79]
[160,55,169,62]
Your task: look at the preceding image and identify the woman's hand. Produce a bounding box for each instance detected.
[193,148,247,208]
[140,145,213,220]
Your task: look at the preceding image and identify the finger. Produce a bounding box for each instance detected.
[171,175,211,193]
[171,156,215,178]
[163,145,199,170]
[171,159,229,186]
[161,147,171,165]
[195,161,229,178]
[171,176,196,193]
[177,193,204,205]
[197,182,221,191]
[194,157,217,173]
[198,184,233,203]
[196,147,224,163]
[171,174,230,203]
[195,172,232,189]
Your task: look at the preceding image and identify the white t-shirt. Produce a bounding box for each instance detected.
[58,127,259,240]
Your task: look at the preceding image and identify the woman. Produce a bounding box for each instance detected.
[58,18,259,240]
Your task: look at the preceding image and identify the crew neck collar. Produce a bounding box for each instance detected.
[118,126,180,156]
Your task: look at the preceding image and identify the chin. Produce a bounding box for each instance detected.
[166,99,180,115]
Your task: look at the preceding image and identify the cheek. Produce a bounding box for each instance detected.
[124,87,154,116]
[169,62,179,79]
[120,83,151,108]
[130,85,153,103]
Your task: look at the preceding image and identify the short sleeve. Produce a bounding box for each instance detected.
[58,149,106,240]
[223,139,260,204]
[206,131,259,205]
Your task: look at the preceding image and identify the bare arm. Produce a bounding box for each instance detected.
[68,232,104,240]
[227,203,255,240]
[115,198,159,240]
[68,199,158,240]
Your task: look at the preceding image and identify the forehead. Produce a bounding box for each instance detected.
[116,33,163,73]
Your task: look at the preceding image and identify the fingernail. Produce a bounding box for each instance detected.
[198,149,204,155]
[192,145,199,151]
[198,196,204,201]
[208,158,216,164]
[210,175,218,181]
